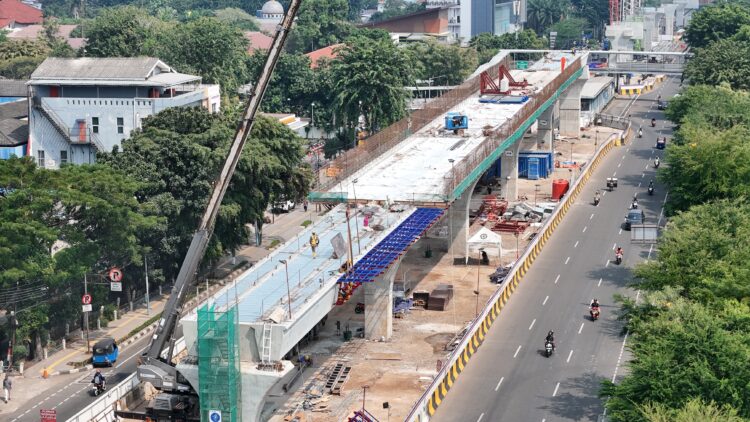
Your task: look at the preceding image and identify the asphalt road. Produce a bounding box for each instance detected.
[432,77,679,422]
[7,333,151,422]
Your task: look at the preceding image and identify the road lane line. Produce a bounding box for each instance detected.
[637,182,641,187]
[605,260,610,267]
[582,226,587,233]
[612,243,616,250]
[622,155,626,160]
[578,323,584,334]
[618,228,623,235]
[477,413,485,422]
[543,296,549,305]
[529,319,536,330]
[647,244,655,261]
[590,213,594,220]
[613,171,617,177]
[598,278,603,287]
[613,290,642,383]
[617,163,621,168]
[574,241,579,248]
[567,350,574,363]
[553,382,560,397]
[602,191,607,196]
[495,377,504,392]
[644,164,649,170]
[554,274,561,284]
[564,257,570,265]
[513,345,522,358]
[641,173,645,178]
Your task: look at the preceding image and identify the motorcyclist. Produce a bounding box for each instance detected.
[615,247,624,260]
[590,298,600,310]
[654,157,660,168]
[648,180,654,195]
[91,369,105,392]
[651,118,656,127]
[545,330,556,351]
[638,127,643,138]
[594,190,600,205]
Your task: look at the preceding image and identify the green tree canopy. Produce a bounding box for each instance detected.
[470,30,547,64]
[404,40,478,86]
[684,37,750,91]
[634,199,750,302]
[684,2,750,49]
[246,52,315,114]
[214,7,259,31]
[84,6,164,57]
[548,17,588,49]
[527,0,570,34]
[331,33,412,133]
[665,84,750,132]
[639,398,745,422]
[289,0,355,53]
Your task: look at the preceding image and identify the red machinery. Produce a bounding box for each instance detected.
[480,64,530,95]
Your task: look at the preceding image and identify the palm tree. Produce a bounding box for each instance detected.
[527,0,571,35]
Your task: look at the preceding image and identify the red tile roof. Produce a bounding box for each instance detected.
[305,43,345,69]
[0,0,43,25]
[0,17,11,28]
[7,24,77,39]
[244,31,274,54]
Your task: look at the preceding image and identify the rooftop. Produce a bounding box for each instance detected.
[245,31,273,53]
[0,0,42,25]
[581,76,614,99]
[6,23,77,39]
[29,57,202,87]
[0,98,28,147]
[306,44,344,69]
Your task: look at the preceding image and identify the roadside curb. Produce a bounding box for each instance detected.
[46,364,93,378]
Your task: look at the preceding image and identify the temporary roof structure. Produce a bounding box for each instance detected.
[467,227,503,263]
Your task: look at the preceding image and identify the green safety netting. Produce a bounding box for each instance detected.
[198,304,241,422]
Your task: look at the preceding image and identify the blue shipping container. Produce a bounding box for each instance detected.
[518,151,552,179]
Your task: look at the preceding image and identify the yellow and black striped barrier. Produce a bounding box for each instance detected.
[421,131,622,420]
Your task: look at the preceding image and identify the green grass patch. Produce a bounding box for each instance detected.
[123,313,162,341]
[301,220,312,228]
[268,239,280,249]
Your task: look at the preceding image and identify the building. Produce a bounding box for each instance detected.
[5,24,85,50]
[244,31,274,54]
[28,57,221,169]
[425,0,526,45]
[0,0,42,29]
[580,76,614,128]
[262,113,309,137]
[359,8,454,43]
[0,98,28,159]
[255,0,284,33]
[305,43,343,69]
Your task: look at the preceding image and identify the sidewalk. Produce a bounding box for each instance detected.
[33,297,168,378]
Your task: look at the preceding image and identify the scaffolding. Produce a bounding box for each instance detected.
[198,304,241,422]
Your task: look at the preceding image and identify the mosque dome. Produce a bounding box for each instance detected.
[261,0,284,16]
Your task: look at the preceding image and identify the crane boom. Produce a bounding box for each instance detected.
[137,0,303,392]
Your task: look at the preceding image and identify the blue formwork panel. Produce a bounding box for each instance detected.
[528,158,540,180]
[338,208,444,284]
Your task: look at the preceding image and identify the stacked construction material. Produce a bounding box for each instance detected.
[427,284,454,311]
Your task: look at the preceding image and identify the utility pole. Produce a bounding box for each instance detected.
[279,260,293,320]
[362,385,370,413]
[84,274,90,353]
[144,254,150,316]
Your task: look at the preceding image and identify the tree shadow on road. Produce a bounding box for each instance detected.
[538,371,607,422]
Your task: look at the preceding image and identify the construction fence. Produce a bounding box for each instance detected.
[310,55,514,200]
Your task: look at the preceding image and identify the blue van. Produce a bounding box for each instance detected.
[92,338,119,367]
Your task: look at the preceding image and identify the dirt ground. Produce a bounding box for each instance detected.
[266,125,621,422]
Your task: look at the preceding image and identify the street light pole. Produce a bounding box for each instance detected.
[448,159,455,264]
[362,385,370,412]
[144,253,150,315]
[595,129,599,149]
[570,141,575,162]
[84,274,90,352]
[534,184,540,206]
[352,179,361,255]
[515,233,520,259]
[279,260,293,319]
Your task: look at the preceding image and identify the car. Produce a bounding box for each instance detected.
[92,337,119,367]
[271,199,296,212]
[624,209,645,230]
[657,100,668,110]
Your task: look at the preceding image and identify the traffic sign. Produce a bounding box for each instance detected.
[208,410,222,422]
[108,267,123,282]
[82,294,92,305]
[110,282,122,292]
[40,409,56,422]
[82,304,92,312]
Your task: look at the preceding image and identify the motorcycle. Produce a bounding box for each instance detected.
[651,118,656,127]
[91,381,106,397]
[544,341,554,357]
[590,306,600,321]
[648,186,654,195]
[615,253,623,265]
[631,200,638,209]
[594,196,600,206]
[654,158,660,169]
[638,128,643,138]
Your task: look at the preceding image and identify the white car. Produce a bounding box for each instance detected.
[272,200,296,212]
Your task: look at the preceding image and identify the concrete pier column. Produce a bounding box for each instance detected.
[559,79,586,138]
[536,102,557,150]
[500,139,522,201]
[364,261,398,340]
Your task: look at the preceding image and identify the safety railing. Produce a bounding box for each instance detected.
[311,55,514,197]
[442,57,584,200]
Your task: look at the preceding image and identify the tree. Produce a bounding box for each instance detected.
[368,0,425,23]
[214,7,259,31]
[348,0,377,21]
[246,52,315,114]
[404,40,478,86]
[684,2,750,49]
[684,37,750,91]
[289,0,355,53]
[633,199,750,302]
[84,6,164,57]
[0,39,49,60]
[527,0,570,35]
[99,107,311,281]
[658,126,750,212]
[470,30,546,64]
[639,398,744,422]
[0,56,45,79]
[570,0,608,39]
[157,17,249,95]
[331,34,412,135]
[601,295,750,421]
[665,84,750,137]
[548,17,588,49]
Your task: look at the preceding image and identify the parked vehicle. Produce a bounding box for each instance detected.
[92,337,118,367]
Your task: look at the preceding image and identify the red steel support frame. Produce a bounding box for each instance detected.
[479,64,529,95]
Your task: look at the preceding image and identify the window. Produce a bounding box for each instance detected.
[117,117,124,134]
[37,150,45,167]
[92,117,99,134]
[212,103,218,113]
[60,150,68,165]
